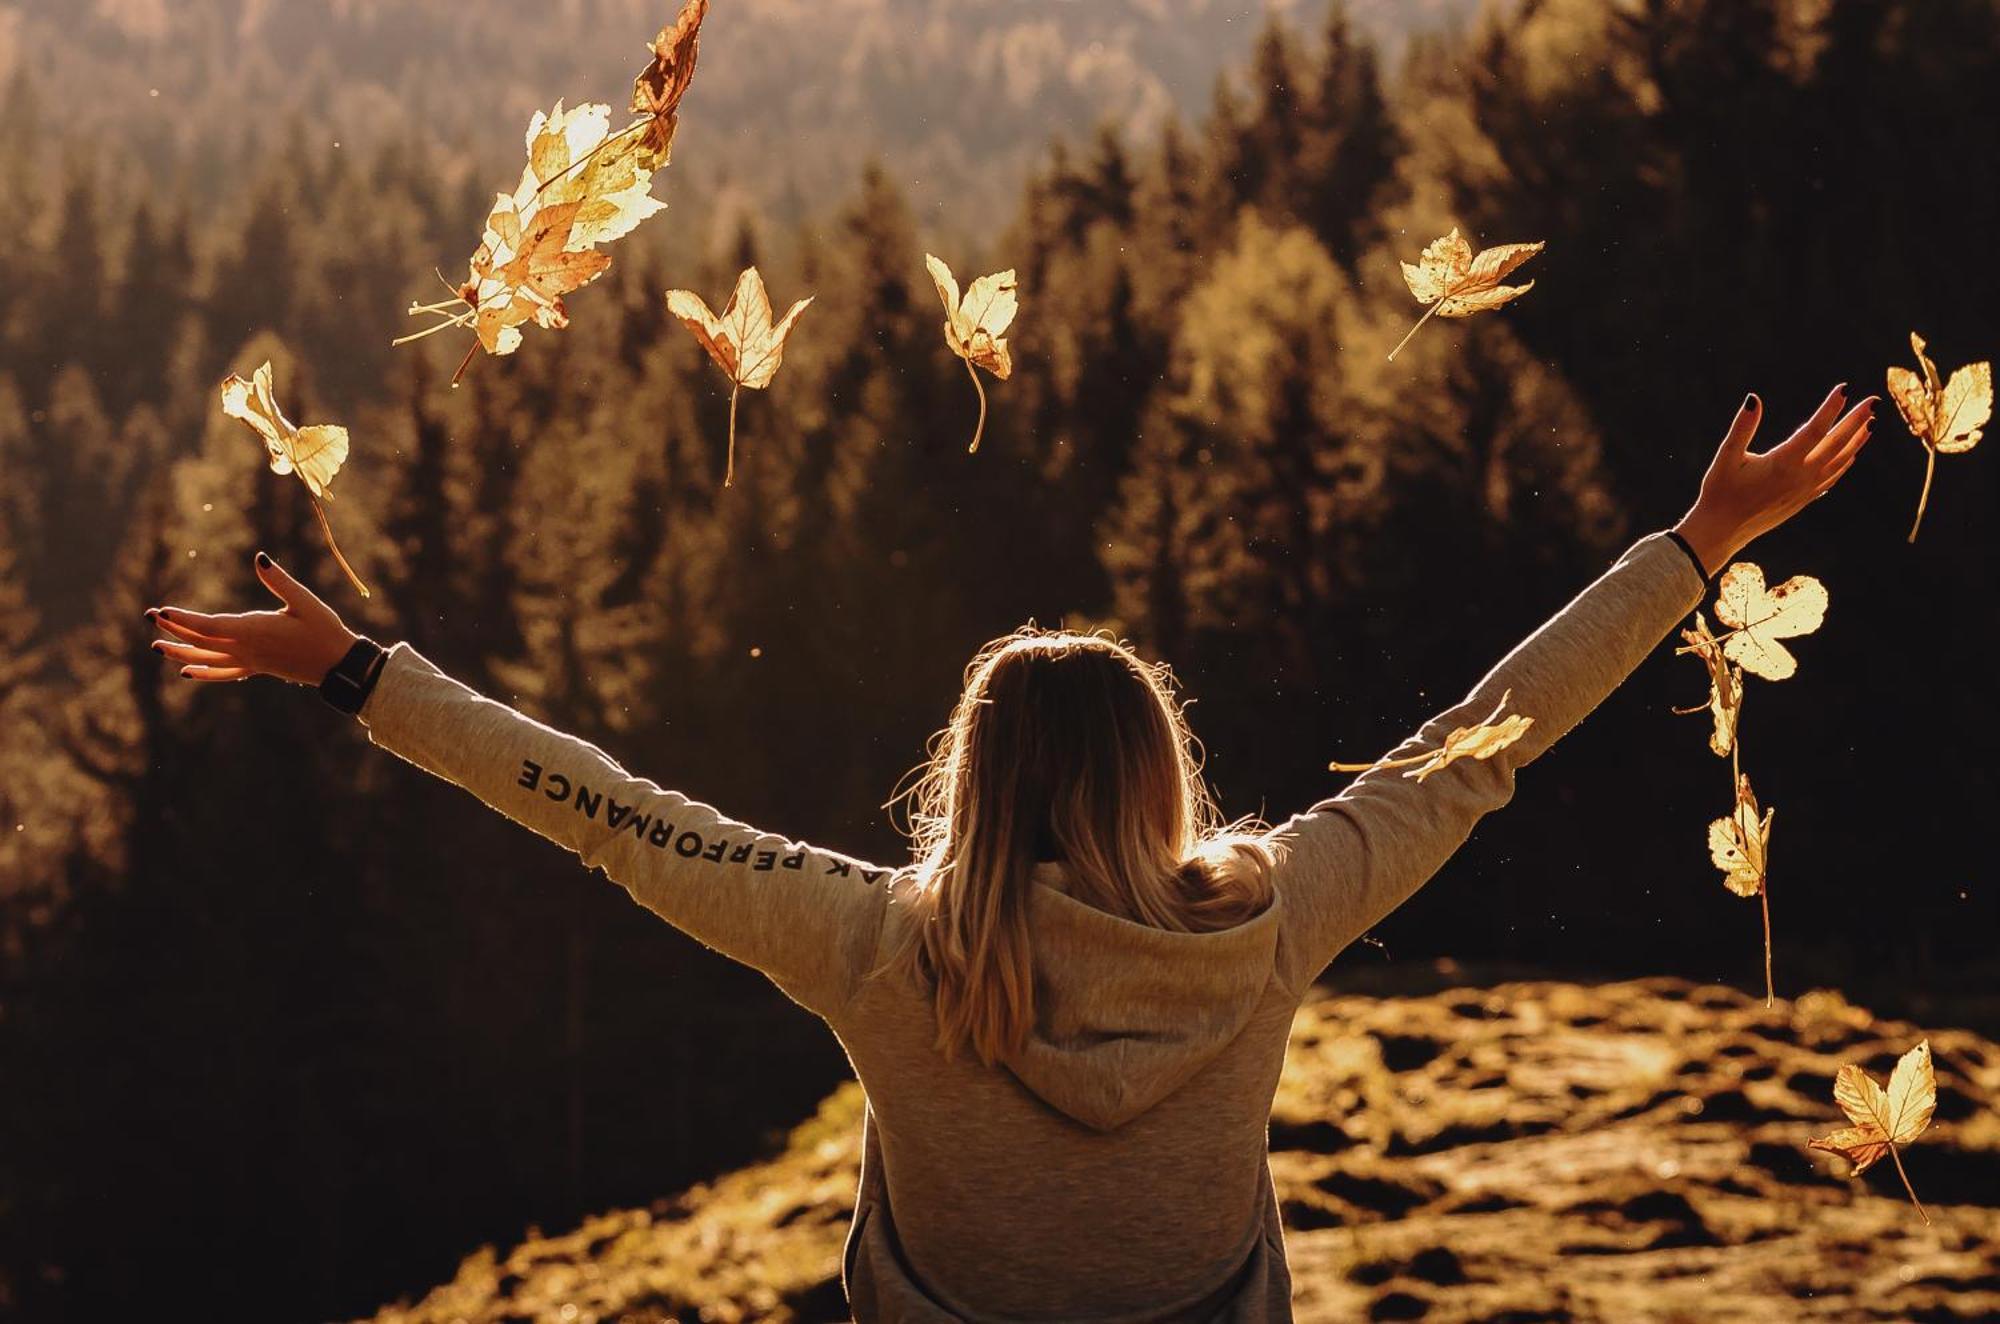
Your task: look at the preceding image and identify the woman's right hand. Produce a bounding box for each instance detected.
[149,553,360,685]
[1673,384,1875,574]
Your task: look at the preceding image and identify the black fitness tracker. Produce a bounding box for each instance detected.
[319,637,388,715]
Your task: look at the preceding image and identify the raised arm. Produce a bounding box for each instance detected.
[149,557,891,1020]
[1270,385,1875,991]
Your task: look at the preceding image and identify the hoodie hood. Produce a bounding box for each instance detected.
[1005,862,1283,1132]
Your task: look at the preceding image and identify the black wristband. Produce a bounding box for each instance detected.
[319,637,387,715]
[1663,529,1713,585]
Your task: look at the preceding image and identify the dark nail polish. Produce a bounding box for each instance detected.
[144,608,157,621]
[255,551,272,568]
[179,667,192,679]
[1743,392,1760,412]
[150,641,163,653]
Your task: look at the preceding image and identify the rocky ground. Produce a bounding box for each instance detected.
[366,977,2000,1323]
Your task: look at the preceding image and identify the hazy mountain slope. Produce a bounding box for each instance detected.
[1,0,1479,228]
[367,977,2000,1323]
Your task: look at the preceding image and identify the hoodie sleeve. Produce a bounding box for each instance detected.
[1269,532,1707,992]
[358,645,892,1019]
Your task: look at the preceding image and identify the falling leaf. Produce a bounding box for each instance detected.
[401,2,701,380]
[518,100,666,249]
[630,0,709,169]
[1887,331,1990,542]
[464,196,614,359]
[1706,772,1775,1005]
[1388,227,1545,361]
[1808,1040,1936,1224]
[218,362,369,598]
[1711,562,1827,682]
[1707,773,1772,900]
[399,3,712,374]
[1329,689,1534,783]
[1675,611,1742,758]
[665,266,812,487]
[926,253,1018,454]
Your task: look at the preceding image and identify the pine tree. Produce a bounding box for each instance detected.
[1300,2,1403,266]
[1232,19,1309,216]
[35,166,108,387]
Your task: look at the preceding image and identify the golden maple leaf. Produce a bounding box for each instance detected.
[465,197,614,359]
[1675,611,1742,758]
[1388,227,1545,361]
[1711,561,1826,682]
[218,361,369,598]
[665,266,813,488]
[401,96,670,378]
[519,100,665,249]
[1329,689,1535,783]
[1887,331,1991,543]
[925,253,1018,454]
[1707,773,1772,900]
[631,0,709,170]
[1705,772,1776,1005]
[1808,1040,1936,1224]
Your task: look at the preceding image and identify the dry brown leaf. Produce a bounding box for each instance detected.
[1705,772,1775,1004]
[1707,773,1772,900]
[665,267,813,487]
[1388,227,1545,361]
[465,197,614,361]
[1808,1040,1936,1224]
[1888,331,1991,542]
[1675,611,1743,759]
[401,0,702,379]
[413,102,648,369]
[218,361,369,598]
[1329,689,1534,783]
[519,101,666,250]
[631,0,709,170]
[926,253,1018,454]
[1711,561,1826,682]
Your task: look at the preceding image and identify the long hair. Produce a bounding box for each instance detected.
[884,627,1275,1066]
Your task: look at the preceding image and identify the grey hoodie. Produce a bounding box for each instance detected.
[358,531,1706,1321]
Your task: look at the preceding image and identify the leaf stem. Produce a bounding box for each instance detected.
[1387,301,1444,363]
[725,383,740,488]
[1759,873,1773,1009]
[449,340,480,387]
[964,355,989,454]
[1887,1143,1931,1225]
[1909,445,1936,543]
[1329,751,1437,774]
[532,118,648,198]
[392,312,474,347]
[311,495,370,599]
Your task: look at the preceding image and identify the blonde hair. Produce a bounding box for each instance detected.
[884,627,1275,1066]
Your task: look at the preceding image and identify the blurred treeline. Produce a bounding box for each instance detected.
[2,1,1997,1319]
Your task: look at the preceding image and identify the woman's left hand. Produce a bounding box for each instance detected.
[1672,384,1876,573]
[149,553,358,685]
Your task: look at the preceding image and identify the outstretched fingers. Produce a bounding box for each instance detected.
[149,607,248,642]
[179,664,251,683]
[1807,395,1876,466]
[1719,392,1763,460]
[1773,382,1849,458]
[153,639,239,667]
[254,552,314,612]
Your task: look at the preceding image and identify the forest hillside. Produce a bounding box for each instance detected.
[0,0,1477,228]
